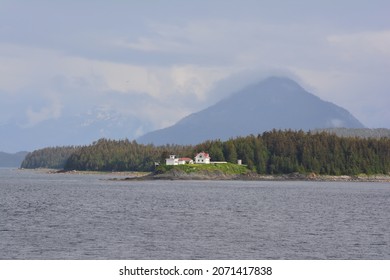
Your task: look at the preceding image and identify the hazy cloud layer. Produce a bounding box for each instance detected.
[1,0,389,151]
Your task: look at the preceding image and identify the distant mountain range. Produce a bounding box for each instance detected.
[0,107,152,152]
[0,151,29,167]
[137,77,364,145]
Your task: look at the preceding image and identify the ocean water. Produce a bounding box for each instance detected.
[0,168,389,259]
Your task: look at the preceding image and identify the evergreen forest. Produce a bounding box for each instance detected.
[21,146,80,169]
[21,130,390,175]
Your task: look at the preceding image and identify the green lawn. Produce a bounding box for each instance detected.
[156,163,249,175]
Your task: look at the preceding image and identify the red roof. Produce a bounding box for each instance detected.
[179,157,193,161]
[195,152,210,158]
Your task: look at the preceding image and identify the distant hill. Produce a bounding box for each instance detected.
[314,128,390,139]
[138,77,364,145]
[0,151,29,167]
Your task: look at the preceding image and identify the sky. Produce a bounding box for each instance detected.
[1,0,390,152]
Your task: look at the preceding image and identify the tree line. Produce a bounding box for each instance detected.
[21,146,80,169]
[21,130,390,175]
[64,139,193,171]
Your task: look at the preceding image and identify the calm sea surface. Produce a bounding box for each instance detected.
[1,168,389,259]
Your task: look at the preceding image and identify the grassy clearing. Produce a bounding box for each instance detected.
[156,163,249,175]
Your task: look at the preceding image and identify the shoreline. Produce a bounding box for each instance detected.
[18,168,151,177]
[112,171,390,183]
[18,168,390,182]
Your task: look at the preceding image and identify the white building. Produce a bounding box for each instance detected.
[166,155,179,165]
[178,157,194,165]
[166,153,211,165]
[166,155,194,165]
[194,152,211,164]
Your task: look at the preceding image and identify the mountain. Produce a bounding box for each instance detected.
[0,151,29,167]
[137,77,364,145]
[0,107,153,152]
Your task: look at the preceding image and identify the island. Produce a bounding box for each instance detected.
[21,130,390,182]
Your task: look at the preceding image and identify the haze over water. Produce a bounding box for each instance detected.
[1,169,389,259]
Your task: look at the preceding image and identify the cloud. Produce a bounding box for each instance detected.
[1,0,390,143]
[25,95,63,127]
[114,36,185,53]
[328,30,390,57]
[0,41,237,130]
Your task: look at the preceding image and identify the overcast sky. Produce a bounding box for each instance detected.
[1,0,390,141]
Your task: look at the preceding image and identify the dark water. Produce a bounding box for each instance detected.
[1,168,389,259]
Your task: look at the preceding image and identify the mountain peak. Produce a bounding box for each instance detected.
[255,76,307,95]
[138,77,364,145]
[262,76,299,85]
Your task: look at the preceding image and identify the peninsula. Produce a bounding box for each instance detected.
[114,163,390,182]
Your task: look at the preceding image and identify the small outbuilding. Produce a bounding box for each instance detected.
[178,157,194,165]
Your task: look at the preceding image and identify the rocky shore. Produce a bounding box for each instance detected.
[37,167,390,182]
[117,169,390,182]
